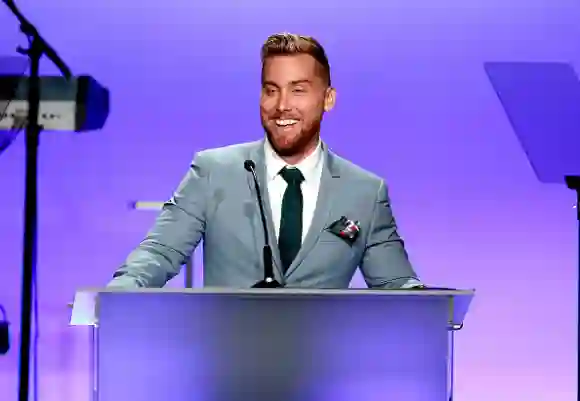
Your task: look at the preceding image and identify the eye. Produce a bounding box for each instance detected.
[262,87,277,95]
[293,87,306,93]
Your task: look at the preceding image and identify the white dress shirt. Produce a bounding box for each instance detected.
[263,139,324,243]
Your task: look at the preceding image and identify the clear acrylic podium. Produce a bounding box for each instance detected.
[70,288,474,401]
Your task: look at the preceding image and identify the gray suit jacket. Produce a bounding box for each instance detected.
[108,140,419,289]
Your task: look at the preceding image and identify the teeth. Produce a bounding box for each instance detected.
[275,119,298,126]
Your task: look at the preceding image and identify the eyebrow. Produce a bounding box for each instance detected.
[262,79,313,87]
[290,79,312,85]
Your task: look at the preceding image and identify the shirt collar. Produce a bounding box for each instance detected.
[264,138,323,182]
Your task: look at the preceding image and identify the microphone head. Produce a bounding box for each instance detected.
[244,160,256,172]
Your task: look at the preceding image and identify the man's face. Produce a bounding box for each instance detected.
[260,54,335,160]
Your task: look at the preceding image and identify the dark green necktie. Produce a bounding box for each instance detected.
[278,167,304,273]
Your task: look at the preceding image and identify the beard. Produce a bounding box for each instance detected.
[261,117,321,158]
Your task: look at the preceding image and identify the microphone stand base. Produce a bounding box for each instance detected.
[252,279,284,288]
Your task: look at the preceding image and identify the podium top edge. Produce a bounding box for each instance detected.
[76,287,475,297]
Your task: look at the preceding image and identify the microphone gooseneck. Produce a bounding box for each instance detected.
[244,159,283,288]
[244,160,270,249]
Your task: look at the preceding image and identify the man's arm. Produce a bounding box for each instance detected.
[107,153,209,288]
[359,180,421,289]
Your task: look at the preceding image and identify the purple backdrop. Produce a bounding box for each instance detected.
[0,0,579,400]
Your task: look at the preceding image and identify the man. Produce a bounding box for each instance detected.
[108,32,421,289]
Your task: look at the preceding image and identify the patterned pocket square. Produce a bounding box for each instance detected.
[327,216,361,245]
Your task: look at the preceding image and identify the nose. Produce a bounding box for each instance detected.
[276,91,291,112]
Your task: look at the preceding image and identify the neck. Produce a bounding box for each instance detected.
[279,136,320,165]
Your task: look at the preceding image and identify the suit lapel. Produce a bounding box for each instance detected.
[285,144,341,277]
[246,141,284,279]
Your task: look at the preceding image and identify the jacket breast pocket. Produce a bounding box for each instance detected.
[316,229,359,260]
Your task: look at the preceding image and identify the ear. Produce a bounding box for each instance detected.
[324,87,336,112]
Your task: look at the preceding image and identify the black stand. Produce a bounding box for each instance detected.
[18,32,41,401]
[564,175,580,401]
[243,160,283,289]
[1,2,71,401]
[252,245,283,288]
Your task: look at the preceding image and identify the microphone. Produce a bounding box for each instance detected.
[244,159,283,288]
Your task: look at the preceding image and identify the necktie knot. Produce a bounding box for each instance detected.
[280,167,304,185]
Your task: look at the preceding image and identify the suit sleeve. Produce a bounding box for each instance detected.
[359,180,420,289]
[107,153,209,288]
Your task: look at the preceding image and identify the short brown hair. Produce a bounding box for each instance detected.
[260,32,331,86]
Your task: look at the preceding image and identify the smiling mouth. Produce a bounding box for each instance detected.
[274,119,299,127]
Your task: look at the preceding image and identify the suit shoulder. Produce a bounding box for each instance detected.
[330,151,384,186]
[192,141,259,168]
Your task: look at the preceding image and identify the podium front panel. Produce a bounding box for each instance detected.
[96,292,450,401]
